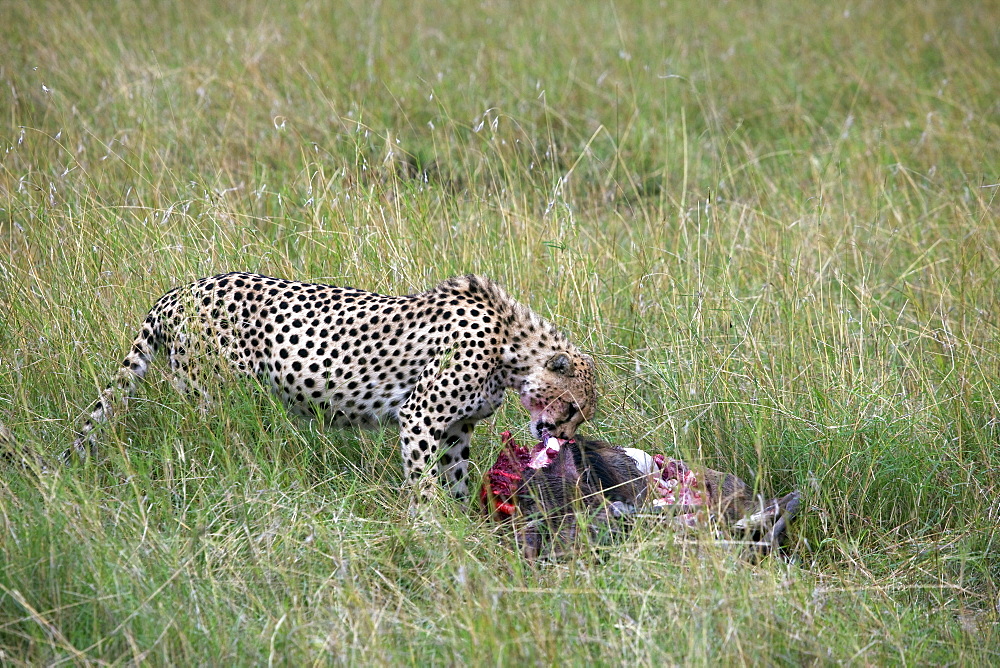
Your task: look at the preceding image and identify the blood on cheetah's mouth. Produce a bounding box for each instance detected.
[530,419,555,439]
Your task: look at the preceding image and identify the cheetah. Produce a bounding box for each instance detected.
[71,273,597,499]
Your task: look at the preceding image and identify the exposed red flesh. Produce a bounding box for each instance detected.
[481,433,710,519]
[651,453,705,507]
[480,431,570,519]
[479,431,532,519]
[480,431,801,558]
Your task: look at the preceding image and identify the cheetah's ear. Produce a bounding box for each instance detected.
[545,353,573,375]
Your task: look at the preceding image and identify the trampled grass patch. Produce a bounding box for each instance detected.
[1,0,998,663]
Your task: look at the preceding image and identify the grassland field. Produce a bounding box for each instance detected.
[1,0,999,664]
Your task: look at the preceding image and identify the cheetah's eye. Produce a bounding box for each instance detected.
[545,353,573,376]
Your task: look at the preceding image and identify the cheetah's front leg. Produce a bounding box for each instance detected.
[396,360,481,503]
[396,410,451,502]
[437,418,477,499]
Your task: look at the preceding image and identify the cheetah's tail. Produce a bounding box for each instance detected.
[65,308,165,462]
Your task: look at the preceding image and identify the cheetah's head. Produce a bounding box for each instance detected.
[520,350,597,440]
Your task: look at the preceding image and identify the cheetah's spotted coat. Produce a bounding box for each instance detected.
[73,273,597,498]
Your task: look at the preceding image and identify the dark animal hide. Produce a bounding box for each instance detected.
[480,432,801,559]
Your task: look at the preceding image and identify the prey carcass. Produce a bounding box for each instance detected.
[480,431,801,559]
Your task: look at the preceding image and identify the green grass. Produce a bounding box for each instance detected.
[2,0,999,663]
